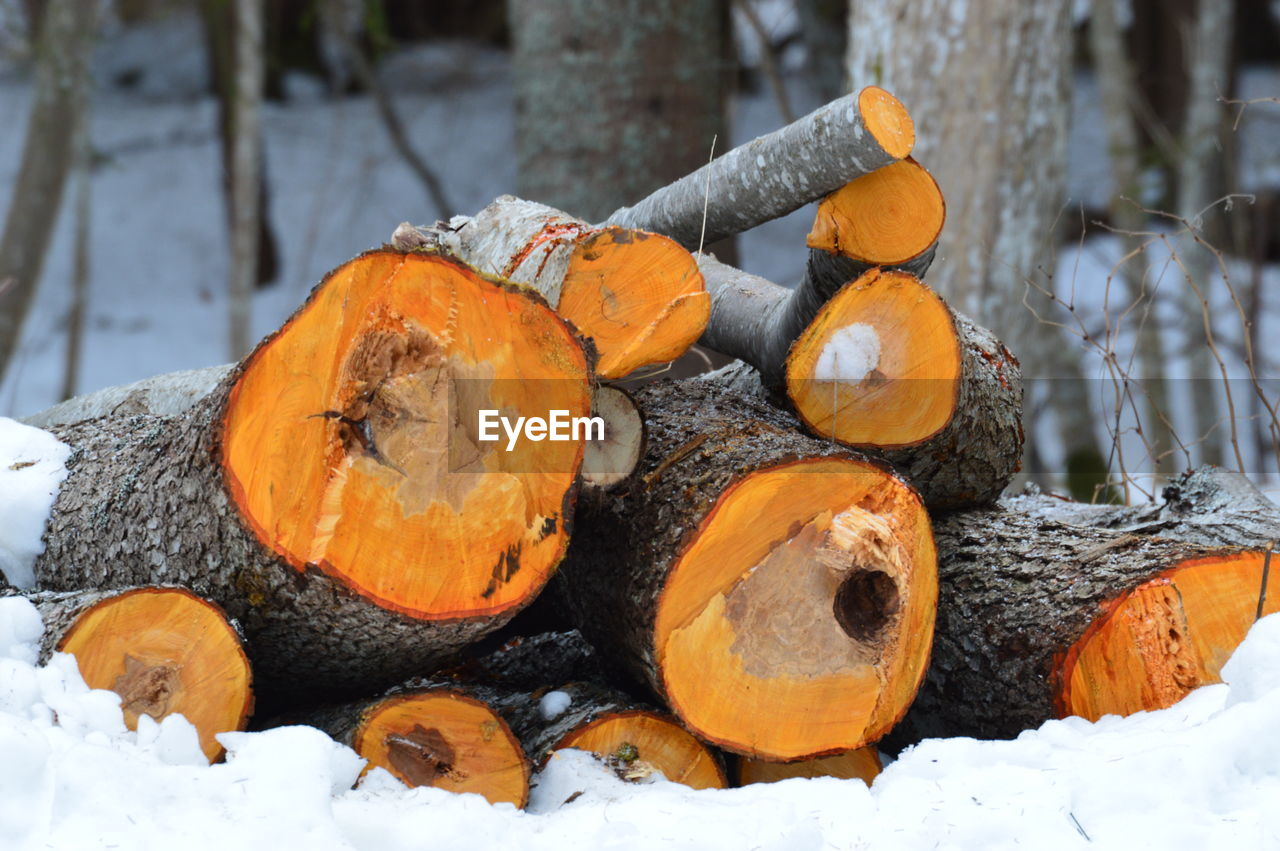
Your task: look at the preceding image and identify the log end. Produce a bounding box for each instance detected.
[653,457,936,760]
[56,588,253,762]
[806,157,945,266]
[1057,550,1278,720]
[555,710,727,790]
[734,746,882,787]
[221,250,592,621]
[559,227,709,379]
[353,689,531,807]
[785,269,961,448]
[582,385,646,490]
[858,86,915,161]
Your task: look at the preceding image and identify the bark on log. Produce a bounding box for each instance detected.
[441,630,610,692]
[698,268,1023,509]
[734,746,882,787]
[552,379,937,760]
[891,468,1280,744]
[23,586,252,762]
[605,87,914,249]
[398,197,709,379]
[300,683,531,806]
[32,250,593,696]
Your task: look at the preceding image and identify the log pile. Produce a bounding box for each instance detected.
[7,88,1278,799]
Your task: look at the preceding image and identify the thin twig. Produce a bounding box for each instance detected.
[734,0,795,124]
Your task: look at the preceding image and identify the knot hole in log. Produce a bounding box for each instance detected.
[833,570,900,643]
[385,724,463,786]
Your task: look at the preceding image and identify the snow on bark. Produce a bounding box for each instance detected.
[0,418,70,589]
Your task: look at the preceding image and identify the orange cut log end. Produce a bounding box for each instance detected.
[1058,551,1279,720]
[558,227,710,379]
[858,86,915,161]
[736,746,882,787]
[555,710,727,790]
[806,158,945,266]
[222,250,592,621]
[654,457,936,761]
[353,690,530,807]
[57,588,253,762]
[785,269,961,448]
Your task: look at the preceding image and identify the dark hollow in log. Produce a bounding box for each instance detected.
[891,468,1280,744]
[25,586,252,762]
[33,249,593,696]
[551,379,937,760]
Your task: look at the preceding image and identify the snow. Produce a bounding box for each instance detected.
[3,596,1280,848]
[538,689,572,721]
[0,418,69,590]
[812,322,880,382]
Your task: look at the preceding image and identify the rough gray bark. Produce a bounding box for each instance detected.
[0,0,97,380]
[890,467,1280,744]
[443,630,609,692]
[30,367,517,698]
[698,302,1023,509]
[550,379,913,709]
[509,0,728,226]
[478,681,654,766]
[22,365,231,428]
[606,87,910,249]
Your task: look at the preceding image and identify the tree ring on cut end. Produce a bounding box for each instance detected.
[653,457,936,760]
[786,269,961,448]
[221,251,592,621]
[554,711,727,789]
[857,86,915,160]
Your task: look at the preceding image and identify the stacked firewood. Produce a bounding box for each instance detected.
[12,87,1279,807]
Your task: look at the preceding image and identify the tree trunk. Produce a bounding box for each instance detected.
[228,0,265,359]
[32,250,593,697]
[398,197,710,379]
[0,0,97,382]
[552,379,937,760]
[22,586,252,762]
[699,267,1023,509]
[508,0,729,228]
[889,468,1280,745]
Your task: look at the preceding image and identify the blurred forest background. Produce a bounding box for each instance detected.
[0,0,1277,502]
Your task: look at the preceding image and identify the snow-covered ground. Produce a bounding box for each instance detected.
[3,596,1280,849]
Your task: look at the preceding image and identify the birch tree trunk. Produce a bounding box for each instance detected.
[228,0,264,360]
[846,0,1080,487]
[0,0,97,382]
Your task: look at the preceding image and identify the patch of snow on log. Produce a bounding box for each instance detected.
[812,323,880,382]
[3,599,1280,847]
[0,420,71,589]
[538,690,572,721]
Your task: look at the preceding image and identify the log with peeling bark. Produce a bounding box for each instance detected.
[804,156,945,293]
[605,87,914,249]
[890,468,1280,744]
[300,684,531,806]
[551,379,937,761]
[32,249,594,695]
[698,267,1021,509]
[23,586,252,762]
[734,747,882,787]
[395,197,709,379]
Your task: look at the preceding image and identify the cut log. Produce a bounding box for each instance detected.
[551,380,937,760]
[27,586,252,762]
[734,747,882,787]
[302,685,531,807]
[804,156,945,291]
[396,197,709,379]
[441,630,610,692]
[891,468,1280,744]
[483,681,726,790]
[785,268,1022,508]
[33,249,593,695]
[605,87,914,249]
[581,385,645,490]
